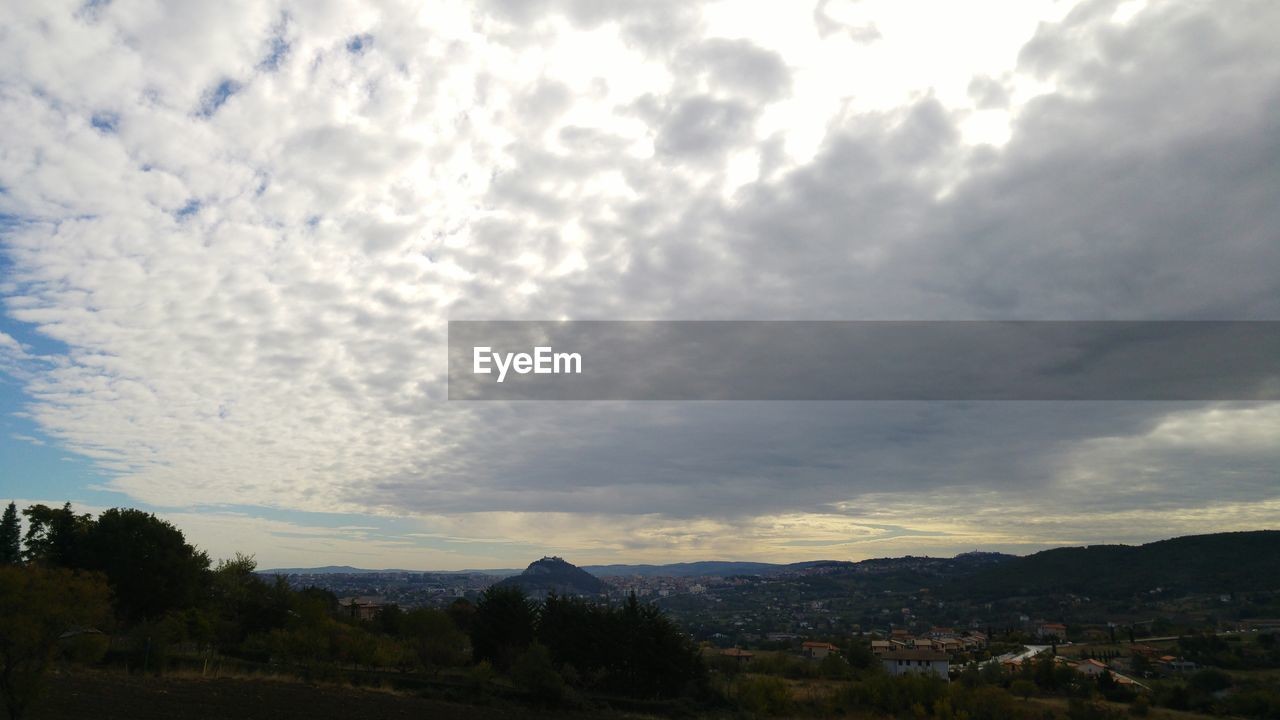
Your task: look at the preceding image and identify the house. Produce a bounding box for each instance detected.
[1072,658,1111,677]
[870,640,893,656]
[1112,673,1148,690]
[1068,659,1148,688]
[882,648,949,680]
[929,637,963,654]
[341,597,385,621]
[890,628,916,647]
[721,647,754,665]
[1037,622,1068,639]
[802,641,841,659]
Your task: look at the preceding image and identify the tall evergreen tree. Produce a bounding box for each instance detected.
[470,585,538,670]
[0,502,19,564]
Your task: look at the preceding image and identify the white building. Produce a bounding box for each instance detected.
[881,649,949,680]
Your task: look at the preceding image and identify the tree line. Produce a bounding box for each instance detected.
[0,501,708,719]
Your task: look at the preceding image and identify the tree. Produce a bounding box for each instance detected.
[470,586,538,670]
[0,504,19,565]
[20,505,211,621]
[401,608,467,671]
[209,555,291,653]
[819,651,852,679]
[0,565,111,720]
[21,503,91,567]
[1011,678,1037,701]
[842,639,877,670]
[446,597,475,634]
[80,508,210,622]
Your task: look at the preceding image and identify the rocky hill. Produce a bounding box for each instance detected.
[495,556,606,597]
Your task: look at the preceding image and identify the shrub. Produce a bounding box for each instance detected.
[0,566,111,720]
[512,643,565,703]
[1011,678,1037,700]
[735,675,791,716]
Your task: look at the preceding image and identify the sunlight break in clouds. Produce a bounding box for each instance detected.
[1,0,1278,568]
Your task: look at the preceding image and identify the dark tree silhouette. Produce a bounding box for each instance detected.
[21,503,91,567]
[469,585,538,670]
[0,503,19,565]
[82,508,211,622]
[536,591,706,698]
[21,505,210,622]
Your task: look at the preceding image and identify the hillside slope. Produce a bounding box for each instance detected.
[947,530,1280,600]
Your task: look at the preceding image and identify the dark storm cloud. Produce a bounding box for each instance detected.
[412,0,1280,531]
[358,400,1276,520]
[917,1,1280,320]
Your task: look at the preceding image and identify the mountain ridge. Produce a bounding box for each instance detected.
[260,531,1276,586]
[947,530,1280,600]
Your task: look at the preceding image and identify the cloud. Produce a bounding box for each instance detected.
[0,0,1277,567]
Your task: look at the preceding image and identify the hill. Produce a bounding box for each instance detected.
[947,530,1280,600]
[583,560,782,577]
[261,565,410,575]
[262,565,517,577]
[495,556,606,597]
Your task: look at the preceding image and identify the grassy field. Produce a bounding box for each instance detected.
[31,670,661,720]
[1029,696,1221,720]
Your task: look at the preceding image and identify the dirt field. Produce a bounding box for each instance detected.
[30,670,584,720]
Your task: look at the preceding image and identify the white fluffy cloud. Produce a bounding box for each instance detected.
[1,0,1278,567]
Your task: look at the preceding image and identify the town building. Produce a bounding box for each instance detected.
[881,648,949,680]
[802,641,841,659]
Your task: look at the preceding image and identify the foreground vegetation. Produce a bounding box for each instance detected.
[2,502,1278,719]
[0,502,711,718]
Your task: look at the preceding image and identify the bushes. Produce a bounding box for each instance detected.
[834,671,949,716]
[0,565,112,720]
[949,684,1038,720]
[745,652,818,679]
[511,643,565,703]
[734,675,790,716]
[1066,697,1125,720]
[825,672,1044,720]
[401,607,468,671]
[818,652,852,680]
[1010,678,1037,700]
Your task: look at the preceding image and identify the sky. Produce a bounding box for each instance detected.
[1,0,1278,570]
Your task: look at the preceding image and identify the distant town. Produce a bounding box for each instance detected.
[272,536,1280,701]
